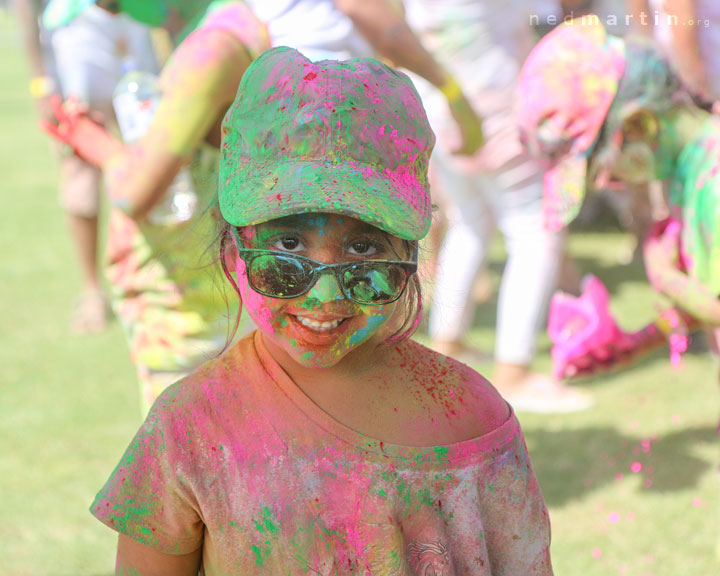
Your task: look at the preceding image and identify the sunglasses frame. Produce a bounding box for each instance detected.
[232,230,418,305]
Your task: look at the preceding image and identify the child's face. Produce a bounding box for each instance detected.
[233,214,410,369]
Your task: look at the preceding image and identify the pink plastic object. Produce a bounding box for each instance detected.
[548,275,633,379]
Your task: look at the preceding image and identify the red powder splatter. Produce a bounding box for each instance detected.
[303,72,317,81]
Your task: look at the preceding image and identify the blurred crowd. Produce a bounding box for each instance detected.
[10,0,720,415]
[7,0,720,569]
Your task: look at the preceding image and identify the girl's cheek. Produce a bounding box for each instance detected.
[235,263,277,333]
[344,306,391,348]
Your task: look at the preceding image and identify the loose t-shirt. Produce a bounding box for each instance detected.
[92,332,552,574]
[670,116,720,294]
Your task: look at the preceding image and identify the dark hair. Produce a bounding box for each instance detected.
[215,216,424,347]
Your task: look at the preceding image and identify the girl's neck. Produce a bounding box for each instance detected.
[261,332,395,393]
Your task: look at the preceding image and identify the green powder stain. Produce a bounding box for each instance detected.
[418,488,434,506]
[262,506,279,535]
[250,545,263,566]
[254,507,279,535]
[396,478,412,506]
[378,488,387,499]
[433,446,449,463]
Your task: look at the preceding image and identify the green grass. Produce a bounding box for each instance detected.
[1,11,718,576]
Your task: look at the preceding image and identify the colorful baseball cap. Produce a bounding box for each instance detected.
[219,47,435,241]
[516,15,626,231]
[43,0,168,29]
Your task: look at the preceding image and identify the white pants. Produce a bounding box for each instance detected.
[428,147,565,366]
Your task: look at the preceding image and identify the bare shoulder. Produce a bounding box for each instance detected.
[390,340,511,438]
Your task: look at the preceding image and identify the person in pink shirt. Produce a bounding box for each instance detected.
[90,47,554,574]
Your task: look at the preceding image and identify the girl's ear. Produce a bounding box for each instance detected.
[222,229,240,273]
[621,108,659,146]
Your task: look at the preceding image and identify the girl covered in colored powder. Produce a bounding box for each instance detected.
[515,17,720,380]
[42,0,270,414]
[90,47,554,574]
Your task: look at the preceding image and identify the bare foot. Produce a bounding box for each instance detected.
[493,363,593,414]
[70,290,110,334]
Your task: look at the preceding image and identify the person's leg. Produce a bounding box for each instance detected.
[492,174,593,412]
[58,151,109,332]
[428,153,494,360]
[51,11,118,332]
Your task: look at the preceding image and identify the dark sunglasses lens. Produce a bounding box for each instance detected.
[342,263,408,304]
[248,254,313,297]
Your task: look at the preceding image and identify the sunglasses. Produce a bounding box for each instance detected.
[232,233,417,305]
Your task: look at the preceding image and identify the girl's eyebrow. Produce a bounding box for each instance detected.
[258,215,385,237]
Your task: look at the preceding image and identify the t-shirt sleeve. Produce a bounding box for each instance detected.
[482,424,554,575]
[90,388,204,554]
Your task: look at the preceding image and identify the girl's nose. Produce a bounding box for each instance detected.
[306,273,344,303]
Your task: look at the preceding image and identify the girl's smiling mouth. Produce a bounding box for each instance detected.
[293,315,346,332]
[287,312,357,348]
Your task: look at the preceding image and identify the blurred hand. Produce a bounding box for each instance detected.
[42,95,121,167]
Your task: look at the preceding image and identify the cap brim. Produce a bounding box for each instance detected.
[220,159,431,241]
[43,0,97,29]
[542,153,588,232]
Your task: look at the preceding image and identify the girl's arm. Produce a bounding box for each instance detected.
[116,534,201,576]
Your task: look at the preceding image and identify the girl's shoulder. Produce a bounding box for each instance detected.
[387,339,511,441]
[149,333,265,423]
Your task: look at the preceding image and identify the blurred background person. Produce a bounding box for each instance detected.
[16,0,157,333]
[404,0,593,413]
[42,0,269,415]
[629,0,720,106]
[243,0,484,155]
[241,0,589,413]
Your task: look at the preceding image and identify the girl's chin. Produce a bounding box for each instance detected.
[258,313,391,370]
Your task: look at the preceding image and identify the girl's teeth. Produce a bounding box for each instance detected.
[296,316,343,332]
